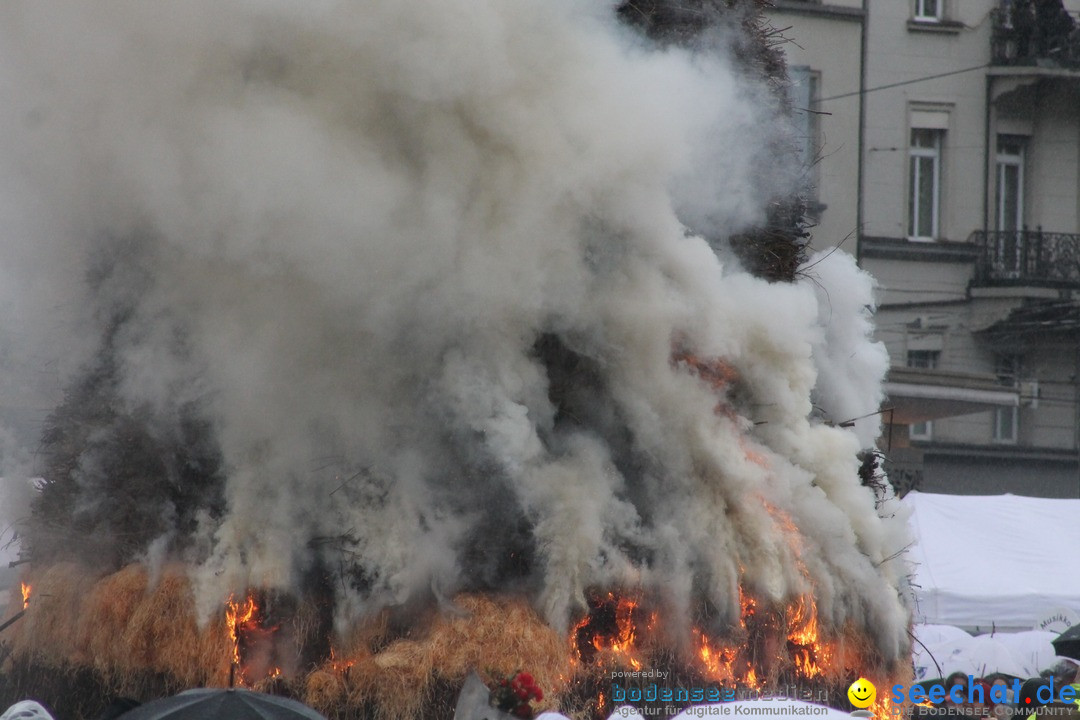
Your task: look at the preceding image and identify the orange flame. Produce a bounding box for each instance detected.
[691,586,764,688]
[786,595,831,678]
[872,694,894,719]
[20,583,30,610]
[570,585,863,707]
[694,627,764,690]
[225,593,258,684]
[695,629,738,683]
[329,647,355,675]
[672,347,743,421]
[573,593,647,671]
[672,349,739,392]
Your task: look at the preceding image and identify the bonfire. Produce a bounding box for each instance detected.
[0,0,911,718]
[0,567,909,719]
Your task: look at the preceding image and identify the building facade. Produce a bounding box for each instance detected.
[767,0,1080,497]
[769,0,865,250]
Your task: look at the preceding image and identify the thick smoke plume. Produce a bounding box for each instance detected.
[0,0,908,659]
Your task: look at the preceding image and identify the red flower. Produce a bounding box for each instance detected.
[490,670,543,720]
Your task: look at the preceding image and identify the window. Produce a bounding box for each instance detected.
[787,66,820,202]
[907,350,940,369]
[909,128,943,240]
[995,135,1026,277]
[914,0,942,21]
[994,406,1018,443]
[996,136,1025,232]
[995,353,1020,386]
[994,354,1021,444]
[908,350,940,440]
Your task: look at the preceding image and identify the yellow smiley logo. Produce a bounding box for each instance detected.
[848,677,877,709]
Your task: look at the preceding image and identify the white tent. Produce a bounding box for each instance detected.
[904,491,1080,631]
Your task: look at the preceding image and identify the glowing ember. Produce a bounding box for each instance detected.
[225,593,261,685]
[695,629,738,683]
[786,595,830,678]
[572,584,849,700]
[328,647,355,676]
[573,592,647,671]
[226,594,257,668]
[672,348,739,392]
[871,694,893,719]
[20,583,30,610]
[740,591,757,625]
[671,346,745,422]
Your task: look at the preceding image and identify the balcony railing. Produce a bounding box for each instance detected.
[991,2,1080,68]
[972,229,1080,288]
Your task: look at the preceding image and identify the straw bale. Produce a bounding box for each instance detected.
[289,596,328,655]
[339,640,430,720]
[357,660,430,720]
[75,564,149,677]
[333,594,571,719]
[2,564,904,720]
[122,564,226,686]
[304,669,347,715]
[337,608,392,656]
[427,594,570,699]
[9,563,101,665]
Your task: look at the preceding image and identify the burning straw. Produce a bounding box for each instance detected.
[306,593,570,719]
[2,565,572,718]
[4,565,232,697]
[1,564,909,720]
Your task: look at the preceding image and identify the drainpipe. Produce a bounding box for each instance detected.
[856,0,868,265]
[1075,342,1080,497]
[984,73,992,238]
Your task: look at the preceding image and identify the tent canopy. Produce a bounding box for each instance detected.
[904,491,1080,632]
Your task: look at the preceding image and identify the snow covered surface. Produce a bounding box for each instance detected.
[905,491,1080,630]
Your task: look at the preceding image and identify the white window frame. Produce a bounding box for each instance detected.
[994,407,1018,444]
[993,353,1021,444]
[914,0,943,22]
[995,135,1026,278]
[907,349,940,441]
[787,66,820,203]
[910,420,934,441]
[907,349,940,369]
[909,128,943,241]
[996,135,1025,232]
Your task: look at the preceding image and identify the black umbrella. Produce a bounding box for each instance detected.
[118,689,326,720]
[1052,624,1080,661]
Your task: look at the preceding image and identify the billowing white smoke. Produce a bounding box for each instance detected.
[0,1,909,658]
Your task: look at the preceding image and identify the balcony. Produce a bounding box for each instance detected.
[883,366,1019,426]
[991,2,1080,69]
[972,229,1080,289]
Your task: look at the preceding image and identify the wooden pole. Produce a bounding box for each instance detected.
[0,609,26,633]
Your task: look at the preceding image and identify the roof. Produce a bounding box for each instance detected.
[977,300,1080,338]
